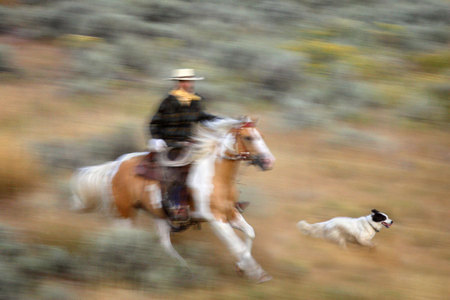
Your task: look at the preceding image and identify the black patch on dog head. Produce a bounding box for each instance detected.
[371,210,387,222]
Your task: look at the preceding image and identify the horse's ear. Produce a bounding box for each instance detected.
[243,115,258,125]
[237,115,248,122]
[234,115,257,128]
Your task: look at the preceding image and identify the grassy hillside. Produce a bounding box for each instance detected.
[0,0,449,299]
[1,0,449,126]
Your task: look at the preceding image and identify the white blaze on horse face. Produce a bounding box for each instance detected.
[145,184,162,209]
[249,128,275,169]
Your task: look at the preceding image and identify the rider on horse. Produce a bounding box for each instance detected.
[148,69,220,221]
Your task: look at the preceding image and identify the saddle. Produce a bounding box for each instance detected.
[135,151,191,182]
[135,152,192,229]
[135,152,163,181]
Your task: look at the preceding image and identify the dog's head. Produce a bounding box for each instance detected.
[371,209,393,229]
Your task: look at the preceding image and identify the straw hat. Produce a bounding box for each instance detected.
[167,68,204,81]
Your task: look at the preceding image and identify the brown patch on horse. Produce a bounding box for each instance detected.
[111,155,166,220]
[209,159,240,222]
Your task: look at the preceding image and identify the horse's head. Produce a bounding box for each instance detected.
[229,117,275,171]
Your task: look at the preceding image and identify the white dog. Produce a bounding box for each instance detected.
[297,209,393,248]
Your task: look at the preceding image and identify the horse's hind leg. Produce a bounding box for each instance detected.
[154,218,189,269]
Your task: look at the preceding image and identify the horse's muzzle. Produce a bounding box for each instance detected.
[251,154,275,171]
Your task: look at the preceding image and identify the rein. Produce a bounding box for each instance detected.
[222,122,254,161]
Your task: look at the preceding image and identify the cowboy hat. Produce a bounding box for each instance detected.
[167,68,204,81]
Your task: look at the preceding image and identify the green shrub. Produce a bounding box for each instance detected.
[0,44,18,74]
[401,1,450,24]
[84,228,160,281]
[428,82,450,119]
[71,46,119,79]
[0,261,30,300]
[396,97,446,124]
[33,124,142,170]
[66,45,120,94]
[409,24,450,46]
[255,0,303,24]
[0,223,217,297]
[411,50,450,73]
[280,100,332,129]
[116,36,153,73]
[12,3,94,39]
[0,7,15,34]
[131,0,193,23]
[84,227,217,289]
[327,126,396,151]
[255,53,303,94]
[216,42,261,71]
[80,13,145,41]
[36,284,76,300]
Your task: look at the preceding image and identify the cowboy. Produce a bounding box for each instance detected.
[148,69,219,221]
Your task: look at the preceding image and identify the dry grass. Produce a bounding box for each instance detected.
[0,135,39,198]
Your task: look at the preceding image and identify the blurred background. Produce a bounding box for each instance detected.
[0,0,449,299]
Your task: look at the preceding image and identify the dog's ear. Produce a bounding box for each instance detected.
[371,209,379,214]
[372,212,387,222]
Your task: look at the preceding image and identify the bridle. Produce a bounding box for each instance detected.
[222,122,255,161]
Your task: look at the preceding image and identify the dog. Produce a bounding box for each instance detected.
[297,209,393,248]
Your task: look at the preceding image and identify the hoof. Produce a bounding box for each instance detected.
[235,264,244,277]
[256,272,273,283]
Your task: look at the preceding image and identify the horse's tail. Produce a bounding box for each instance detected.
[70,161,119,213]
[297,220,324,238]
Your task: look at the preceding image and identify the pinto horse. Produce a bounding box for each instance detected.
[71,117,275,282]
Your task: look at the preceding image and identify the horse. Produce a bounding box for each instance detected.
[71,117,275,282]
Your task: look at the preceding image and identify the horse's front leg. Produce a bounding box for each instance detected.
[209,219,271,283]
[229,210,255,253]
[154,218,189,269]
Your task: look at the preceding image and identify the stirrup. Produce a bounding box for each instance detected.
[168,207,192,233]
[168,205,190,222]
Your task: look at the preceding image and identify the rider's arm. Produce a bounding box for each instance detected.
[199,111,220,122]
[196,94,221,123]
[149,97,170,139]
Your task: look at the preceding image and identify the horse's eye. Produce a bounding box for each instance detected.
[244,136,253,142]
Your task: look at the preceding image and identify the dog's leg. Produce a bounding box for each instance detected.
[338,239,348,249]
[358,239,375,248]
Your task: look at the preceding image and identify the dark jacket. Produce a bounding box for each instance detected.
[149,93,218,146]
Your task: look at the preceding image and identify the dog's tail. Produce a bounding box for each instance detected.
[297,220,324,238]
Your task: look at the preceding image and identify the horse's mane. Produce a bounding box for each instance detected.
[191,118,243,160]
